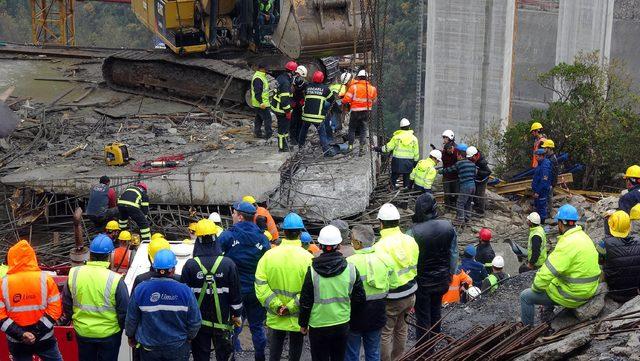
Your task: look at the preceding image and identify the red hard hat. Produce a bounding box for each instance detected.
[479,228,492,242]
[137,182,148,191]
[285,61,298,72]
[312,70,325,83]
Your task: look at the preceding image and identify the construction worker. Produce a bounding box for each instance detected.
[374,203,419,361]
[299,225,366,361]
[481,256,509,293]
[125,249,201,361]
[441,130,459,209]
[327,72,351,134]
[440,144,476,225]
[62,234,129,361]
[532,148,552,223]
[343,69,378,156]
[521,212,548,272]
[111,230,132,273]
[131,237,173,291]
[374,118,420,189]
[530,122,547,168]
[520,204,601,326]
[208,212,225,236]
[542,139,559,217]
[243,195,279,242]
[619,165,640,213]
[272,61,297,151]
[255,0,276,44]
[442,270,473,305]
[631,204,640,234]
[218,201,270,360]
[475,228,495,274]
[289,65,308,146]
[301,231,320,255]
[345,225,396,361]
[0,240,62,361]
[466,146,492,216]
[181,219,242,361]
[459,245,488,286]
[86,175,118,229]
[410,149,442,194]
[255,213,313,361]
[299,70,335,157]
[597,210,640,303]
[409,193,457,344]
[104,220,121,243]
[117,181,151,241]
[251,63,272,139]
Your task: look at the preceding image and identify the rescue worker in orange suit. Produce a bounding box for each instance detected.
[0,240,63,361]
[529,122,546,168]
[299,70,335,157]
[117,181,151,241]
[272,61,297,152]
[342,69,377,156]
[441,269,472,305]
[243,195,279,243]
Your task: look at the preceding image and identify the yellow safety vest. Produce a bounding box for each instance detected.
[309,263,356,328]
[0,264,7,278]
[528,226,548,267]
[382,130,419,161]
[251,71,270,108]
[347,248,395,301]
[410,158,437,189]
[373,227,419,289]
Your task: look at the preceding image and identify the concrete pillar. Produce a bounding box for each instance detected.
[421,0,515,155]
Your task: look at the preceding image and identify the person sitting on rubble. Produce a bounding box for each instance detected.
[481,256,509,293]
[86,175,118,229]
[459,245,488,286]
[442,269,473,305]
[475,228,495,274]
[255,0,277,45]
[520,204,601,326]
[597,210,640,303]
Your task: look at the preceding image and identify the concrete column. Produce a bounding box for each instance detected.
[421,0,515,155]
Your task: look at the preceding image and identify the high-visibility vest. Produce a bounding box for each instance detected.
[528,226,548,267]
[258,0,272,12]
[255,238,313,331]
[302,84,332,123]
[271,74,292,115]
[329,83,347,98]
[0,271,59,331]
[251,71,270,108]
[347,248,393,301]
[442,270,472,304]
[486,274,501,293]
[343,80,377,111]
[0,264,7,278]
[309,263,356,328]
[117,186,146,209]
[68,261,121,338]
[374,227,419,289]
[111,246,131,272]
[382,130,420,161]
[192,257,232,330]
[410,158,437,189]
[532,226,601,308]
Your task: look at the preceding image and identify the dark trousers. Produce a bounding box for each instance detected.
[254,108,273,138]
[414,185,432,194]
[289,106,303,145]
[275,113,290,151]
[233,293,267,359]
[140,341,190,361]
[118,205,151,241]
[88,207,120,230]
[473,180,488,214]
[77,332,122,361]
[390,172,411,189]
[268,329,304,361]
[8,339,63,361]
[348,111,368,146]
[443,179,458,208]
[457,183,476,222]
[298,121,330,152]
[191,328,234,361]
[309,323,349,361]
[415,285,447,345]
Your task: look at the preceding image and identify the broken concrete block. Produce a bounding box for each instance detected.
[598,295,640,333]
[514,325,594,361]
[573,282,607,321]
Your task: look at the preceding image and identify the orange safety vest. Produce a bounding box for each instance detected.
[531,136,547,168]
[111,246,131,272]
[343,80,378,112]
[255,206,279,240]
[442,270,473,304]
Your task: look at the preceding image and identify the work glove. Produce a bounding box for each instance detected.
[286,111,292,120]
[430,143,436,150]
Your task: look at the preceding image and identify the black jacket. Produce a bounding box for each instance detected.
[117,186,149,215]
[302,82,335,120]
[180,242,243,331]
[298,251,365,328]
[272,72,293,114]
[602,235,640,303]
[476,242,495,272]
[474,153,492,182]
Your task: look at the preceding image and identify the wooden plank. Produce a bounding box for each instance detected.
[491,173,574,195]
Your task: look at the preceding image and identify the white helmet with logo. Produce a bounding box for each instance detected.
[340,72,353,85]
[296,65,308,78]
[357,69,368,77]
[442,129,455,140]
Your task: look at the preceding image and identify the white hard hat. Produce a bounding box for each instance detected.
[377,203,400,221]
[340,72,352,85]
[296,65,308,78]
[429,149,442,162]
[492,256,505,269]
[527,212,541,225]
[466,146,478,158]
[209,212,222,223]
[467,286,481,298]
[357,69,367,77]
[442,130,455,140]
[318,225,342,246]
[399,118,410,127]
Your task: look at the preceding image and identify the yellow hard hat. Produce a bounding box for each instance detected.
[118,230,132,241]
[608,210,631,238]
[151,232,164,240]
[624,165,640,179]
[182,238,194,244]
[105,220,120,231]
[148,238,170,261]
[541,139,555,149]
[630,204,640,221]
[188,222,198,233]
[242,195,257,204]
[264,230,273,242]
[530,122,543,132]
[195,219,217,237]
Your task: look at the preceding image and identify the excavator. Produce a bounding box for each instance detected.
[103,0,372,104]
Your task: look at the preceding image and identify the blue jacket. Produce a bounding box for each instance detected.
[459,257,488,286]
[531,158,552,196]
[218,221,270,295]
[125,277,201,349]
[619,185,640,214]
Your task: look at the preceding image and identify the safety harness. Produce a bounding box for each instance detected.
[193,257,233,331]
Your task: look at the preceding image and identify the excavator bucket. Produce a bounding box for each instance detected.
[273,0,372,59]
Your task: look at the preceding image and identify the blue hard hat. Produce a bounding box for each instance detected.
[456,143,468,152]
[555,204,579,222]
[152,249,178,270]
[535,149,546,155]
[90,234,115,254]
[233,201,256,214]
[282,213,305,230]
[464,245,476,257]
[300,232,312,244]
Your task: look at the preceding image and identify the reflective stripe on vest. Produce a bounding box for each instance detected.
[487,274,499,293]
[309,263,356,328]
[251,72,270,108]
[528,226,548,267]
[348,252,389,301]
[193,257,233,330]
[544,259,600,284]
[272,92,292,114]
[302,95,328,123]
[117,188,142,208]
[1,272,47,312]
